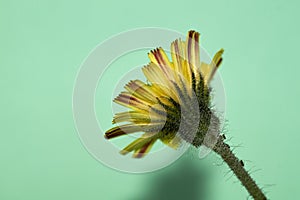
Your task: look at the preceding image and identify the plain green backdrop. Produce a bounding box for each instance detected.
[1,0,299,199]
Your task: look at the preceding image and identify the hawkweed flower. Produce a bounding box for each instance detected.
[105,30,267,200]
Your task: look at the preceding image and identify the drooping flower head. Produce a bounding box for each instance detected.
[105,30,224,158]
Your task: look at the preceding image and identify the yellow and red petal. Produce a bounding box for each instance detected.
[114,91,152,111]
[148,47,173,69]
[112,110,166,124]
[120,132,157,156]
[132,140,156,158]
[124,80,157,103]
[200,48,224,84]
[186,31,201,84]
[105,123,162,139]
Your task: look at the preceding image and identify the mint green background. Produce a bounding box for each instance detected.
[1,0,299,199]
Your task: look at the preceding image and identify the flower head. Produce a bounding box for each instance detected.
[105,30,224,158]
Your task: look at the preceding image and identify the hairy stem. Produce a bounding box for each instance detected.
[212,136,267,200]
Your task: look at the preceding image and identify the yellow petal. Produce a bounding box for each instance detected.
[200,62,211,84]
[161,134,182,149]
[142,63,178,100]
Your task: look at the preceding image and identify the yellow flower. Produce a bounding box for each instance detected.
[105,30,224,158]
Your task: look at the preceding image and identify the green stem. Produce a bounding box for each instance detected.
[212,136,267,200]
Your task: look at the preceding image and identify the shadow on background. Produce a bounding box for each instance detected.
[130,152,212,200]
